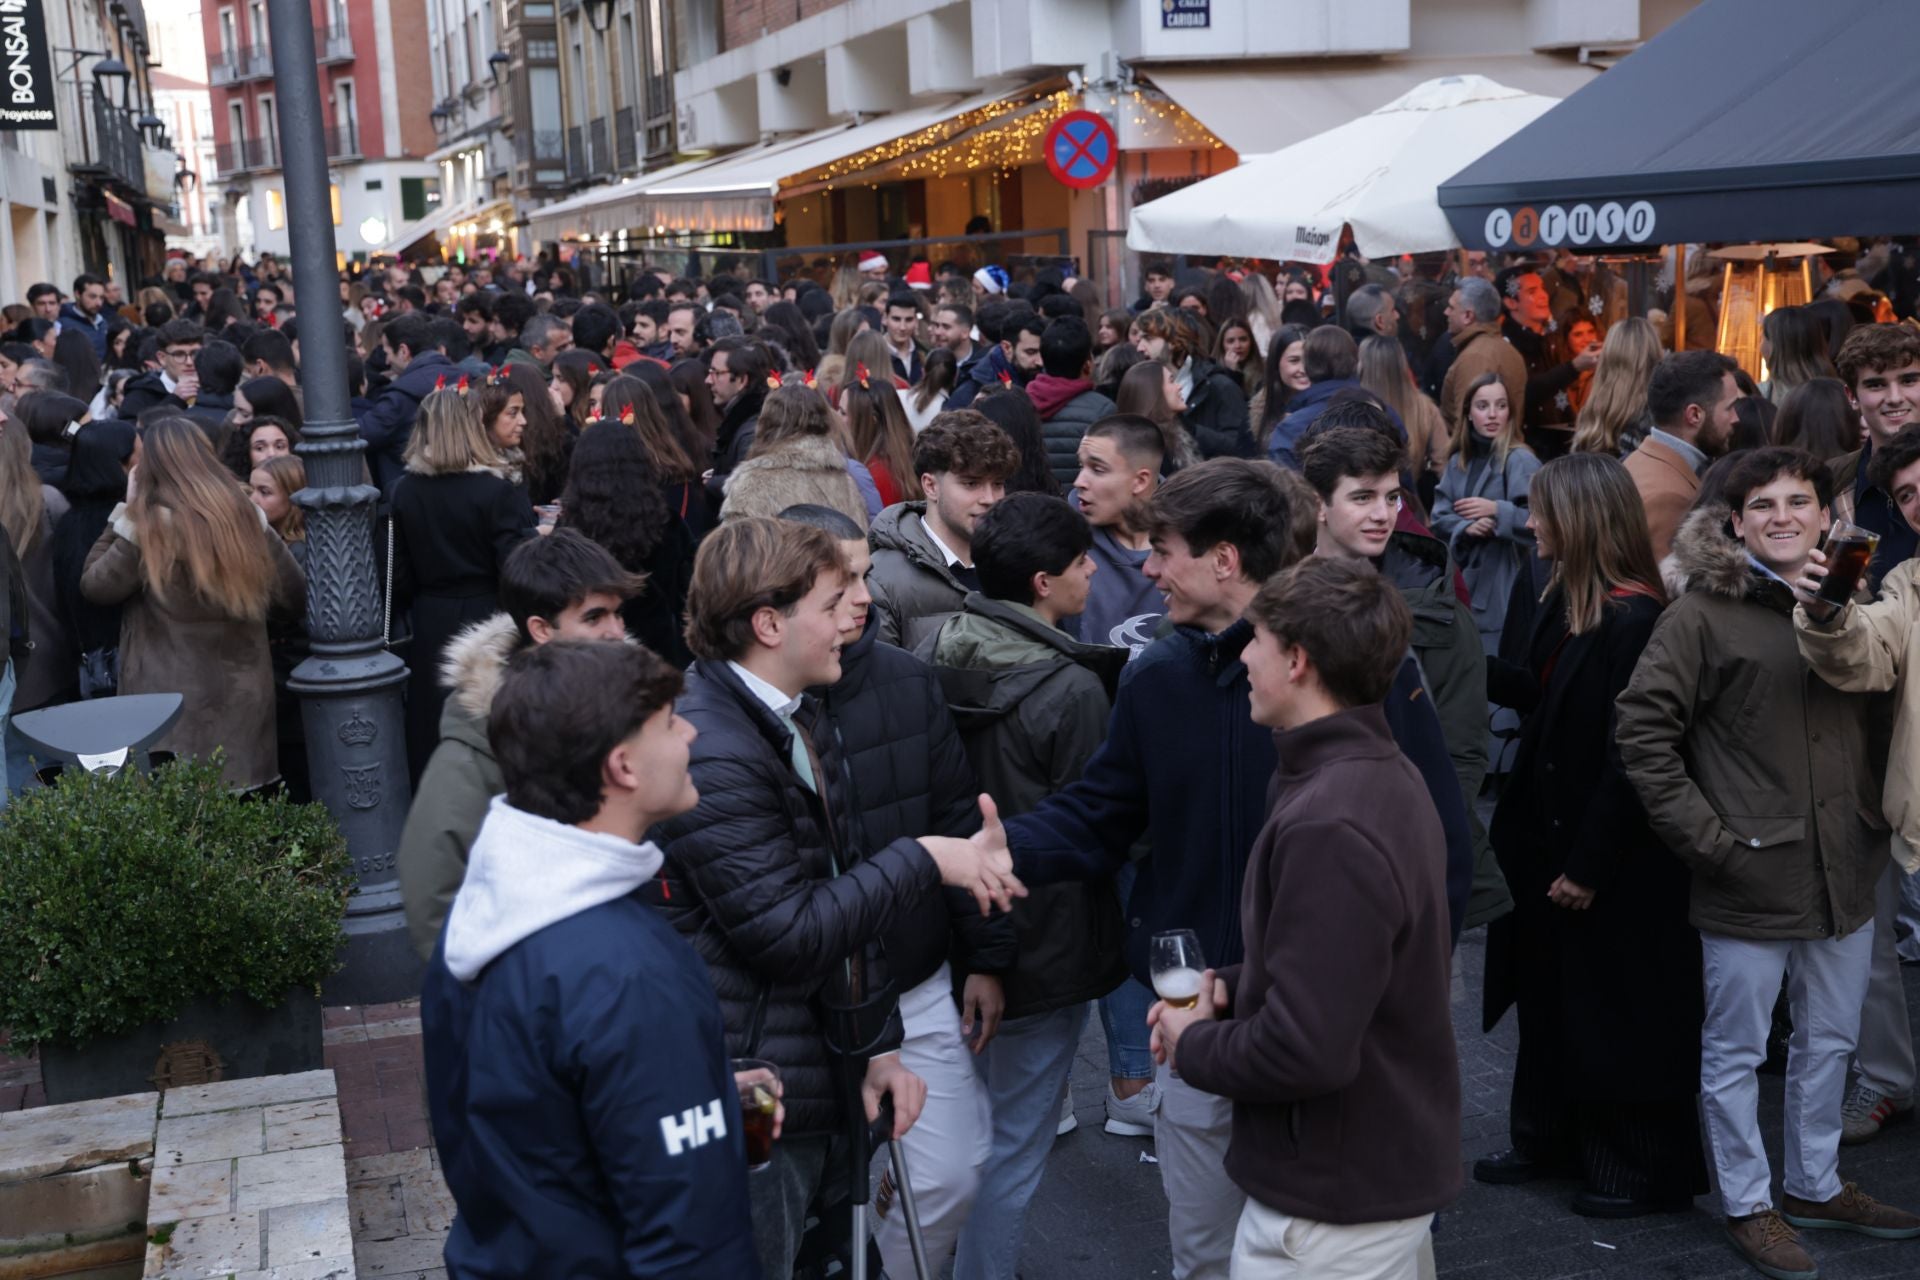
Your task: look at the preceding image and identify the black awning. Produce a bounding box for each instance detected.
[1437,0,1920,252]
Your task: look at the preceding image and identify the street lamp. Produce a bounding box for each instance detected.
[263,0,418,1003]
[488,51,511,87]
[136,111,164,142]
[91,56,132,109]
[585,0,614,34]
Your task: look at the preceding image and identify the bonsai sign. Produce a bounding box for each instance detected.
[1045,111,1118,191]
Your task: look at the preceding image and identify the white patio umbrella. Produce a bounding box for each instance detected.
[1127,75,1565,264]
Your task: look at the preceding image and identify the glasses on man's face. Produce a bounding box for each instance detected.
[163,347,200,362]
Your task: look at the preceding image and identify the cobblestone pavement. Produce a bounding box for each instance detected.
[1022,928,1920,1279]
[11,940,1920,1278]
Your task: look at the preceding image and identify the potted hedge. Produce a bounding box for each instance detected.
[0,756,354,1103]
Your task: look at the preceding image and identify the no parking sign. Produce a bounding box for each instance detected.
[1045,111,1118,190]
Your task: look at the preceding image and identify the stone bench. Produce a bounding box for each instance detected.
[0,1069,356,1280]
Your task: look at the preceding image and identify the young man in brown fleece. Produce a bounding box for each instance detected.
[1149,556,1460,1279]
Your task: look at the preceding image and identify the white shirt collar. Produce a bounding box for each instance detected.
[922,517,968,569]
[159,369,178,395]
[728,661,802,719]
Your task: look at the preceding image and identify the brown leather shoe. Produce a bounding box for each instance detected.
[1725,1210,1818,1280]
[1783,1183,1920,1239]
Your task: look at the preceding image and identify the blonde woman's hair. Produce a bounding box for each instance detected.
[1571,317,1663,456]
[0,421,47,555]
[1530,452,1665,634]
[1450,372,1525,467]
[404,386,508,476]
[258,453,307,543]
[129,418,279,621]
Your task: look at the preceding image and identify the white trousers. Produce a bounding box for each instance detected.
[1700,924,1874,1216]
[873,964,990,1278]
[1230,1198,1435,1280]
[1156,1061,1244,1280]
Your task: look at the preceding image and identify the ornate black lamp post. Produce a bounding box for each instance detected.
[267,0,419,1003]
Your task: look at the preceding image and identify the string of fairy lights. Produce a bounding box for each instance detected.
[780,87,1222,195]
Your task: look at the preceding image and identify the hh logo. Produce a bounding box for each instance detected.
[660,1098,727,1156]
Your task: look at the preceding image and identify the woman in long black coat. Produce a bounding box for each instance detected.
[391,386,533,780]
[1479,452,1707,1217]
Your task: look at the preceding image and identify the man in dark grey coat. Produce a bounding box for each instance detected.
[867,412,1020,650]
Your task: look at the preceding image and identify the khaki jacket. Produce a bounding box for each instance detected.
[1796,558,1920,875]
[1617,506,1887,941]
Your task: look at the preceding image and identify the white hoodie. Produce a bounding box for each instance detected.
[442,796,665,982]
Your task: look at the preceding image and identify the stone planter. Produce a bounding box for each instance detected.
[36,988,324,1106]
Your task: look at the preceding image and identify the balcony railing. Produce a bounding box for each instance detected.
[513,127,566,164]
[317,23,353,62]
[325,124,361,159]
[237,43,273,81]
[615,106,637,170]
[79,96,147,195]
[565,123,585,181]
[209,47,242,86]
[215,135,279,174]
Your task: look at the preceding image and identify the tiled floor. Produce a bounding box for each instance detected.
[323,1000,451,1277]
[322,1002,432,1159]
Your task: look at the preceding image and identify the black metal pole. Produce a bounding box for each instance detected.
[267,0,420,1003]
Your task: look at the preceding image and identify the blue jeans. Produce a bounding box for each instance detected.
[1099,861,1154,1080]
[952,1002,1088,1280]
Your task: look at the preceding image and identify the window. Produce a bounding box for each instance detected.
[219,8,238,57]
[228,100,246,142]
[400,176,441,221]
[334,79,358,153]
[266,188,285,230]
[523,1,554,16]
[258,96,276,144]
[525,39,558,62]
[248,0,264,46]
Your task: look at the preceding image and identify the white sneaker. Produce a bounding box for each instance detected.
[1840,1081,1914,1144]
[1056,1090,1078,1136]
[1103,1080,1160,1137]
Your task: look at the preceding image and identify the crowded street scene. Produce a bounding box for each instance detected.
[6,0,1920,1277]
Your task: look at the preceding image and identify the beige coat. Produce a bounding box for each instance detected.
[1439,321,1528,430]
[80,503,306,790]
[1796,558,1920,874]
[1622,435,1701,564]
[719,434,868,528]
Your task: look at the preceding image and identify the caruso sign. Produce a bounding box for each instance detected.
[0,0,56,132]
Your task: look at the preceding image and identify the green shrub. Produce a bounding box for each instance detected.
[0,757,353,1050]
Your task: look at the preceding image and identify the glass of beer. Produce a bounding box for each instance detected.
[1150,930,1206,1010]
[1818,520,1880,607]
[732,1058,780,1172]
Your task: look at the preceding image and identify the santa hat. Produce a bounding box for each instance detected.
[905,262,934,291]
[974,265,1009,296]
[858,251,889,274]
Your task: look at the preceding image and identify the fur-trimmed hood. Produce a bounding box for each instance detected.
[1664,503,1750,598]
[1664,503,1799,614]
[439,612,521,726]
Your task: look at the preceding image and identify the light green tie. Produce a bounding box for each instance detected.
[783,710,817,795]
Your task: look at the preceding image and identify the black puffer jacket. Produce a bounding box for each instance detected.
[817,616,1016,993]
[1183,356,1255,460]
[650,659,941,1138]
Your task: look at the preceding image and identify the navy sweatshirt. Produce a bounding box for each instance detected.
[1006,619,1471,988]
